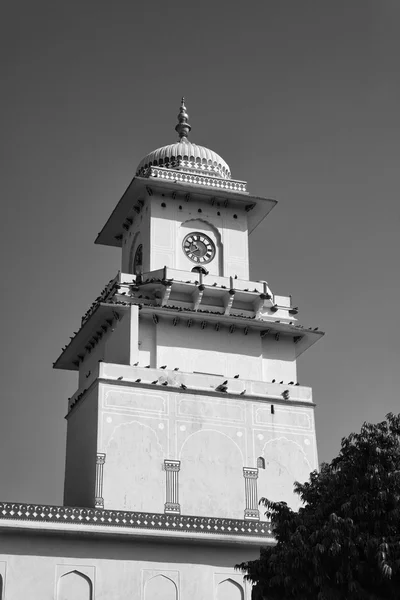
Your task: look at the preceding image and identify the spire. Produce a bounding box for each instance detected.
[175,97,191,141]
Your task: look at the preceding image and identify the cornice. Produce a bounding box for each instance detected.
[0,502,274,547]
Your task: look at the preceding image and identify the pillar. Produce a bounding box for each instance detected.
[164,459,181,514]
[243,467,259,520]
[95,453,106,508]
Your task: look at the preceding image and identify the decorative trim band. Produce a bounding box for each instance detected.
[147,167,247,193]
[0,502,272,537]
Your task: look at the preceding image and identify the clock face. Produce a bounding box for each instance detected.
[133,244,143,274]
[182,232,215,264]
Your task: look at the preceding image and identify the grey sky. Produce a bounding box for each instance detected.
[0,0,399,504]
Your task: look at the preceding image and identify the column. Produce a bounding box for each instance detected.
[95,453,106,508]
[243,467,259,520]
[164,460,181,514]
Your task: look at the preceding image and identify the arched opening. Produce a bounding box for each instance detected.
[57,570,92,600]
[257,456,265,469]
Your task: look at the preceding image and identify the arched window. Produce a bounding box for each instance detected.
[133,244,143,275]
[257,456,265,469]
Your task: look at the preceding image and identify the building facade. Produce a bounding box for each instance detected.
[0,100,323,599]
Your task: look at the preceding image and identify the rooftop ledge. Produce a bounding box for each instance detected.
[95,176,277,247]
[0,502,274,547]
[67,362,314,414]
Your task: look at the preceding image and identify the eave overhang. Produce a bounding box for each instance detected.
[95,176,277,248]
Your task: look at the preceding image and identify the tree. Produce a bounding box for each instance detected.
[237,413,400,599]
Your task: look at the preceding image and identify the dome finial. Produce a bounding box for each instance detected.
[175,97,191,141]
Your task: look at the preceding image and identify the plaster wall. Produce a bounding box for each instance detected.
[78,339,105,389]
[261,336,297,383]
[0,533,256,600]
[64,386,99,507]
[97,383,317,516]
[104,306,139,366]
[138,317,297,383]
[147,194,250,279]
[155,319,262,379]
[121,201,151,273]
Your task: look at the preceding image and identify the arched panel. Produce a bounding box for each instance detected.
[57,570,92,600]
[218,578,244,600]
[180,429,244,518]
[258,437,312,514]
[103,420,165,512]
[145,574,177,600]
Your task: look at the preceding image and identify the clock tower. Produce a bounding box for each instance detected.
[0,99,324,600]
[53,99,323,521]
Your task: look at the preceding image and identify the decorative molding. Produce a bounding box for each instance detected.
[164,460,181,515]
[95,453,106,508]
[243,467,259,521]
[0,502,272,537]
[146,167,247,193]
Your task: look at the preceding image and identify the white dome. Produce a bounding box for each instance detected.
[135,99,231,180]
[136,140,231,180]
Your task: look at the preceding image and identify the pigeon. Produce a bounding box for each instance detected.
[314,327,319,331]
[135,378,141,383]
[180,384,187,390]
[216,385,228,393]
[295,383,300,386]
[162,381,168,386]
[151,380,158,384]
[133,361,139,366]
[234,374,240,378]
[272,379,276,383]
[117,376,123,380]
[234,275,238,279]
[280,381,283,384]
[222,380,228,385]
[145,365,150,368]
[160,365,167,369]
[173,367,179,371]
[289,381,294,385]
[240,390,246,395]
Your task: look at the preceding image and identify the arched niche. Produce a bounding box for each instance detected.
[180,218,223,276]
[57,570,92,600]
[179,429,244,518]
[128,232,143,274]
[145,574,177,600]
[217,578,244,600]
[258,437,312,514]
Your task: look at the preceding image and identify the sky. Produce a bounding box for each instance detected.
[0,0,399,505]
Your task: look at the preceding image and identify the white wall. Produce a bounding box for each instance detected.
[64,386,99,507]
[0,534,255,600]
[97,382,317,518]
[147,193,250,279]
[155,319,262,379]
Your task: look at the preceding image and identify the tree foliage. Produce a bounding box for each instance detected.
[237,413,400,599]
